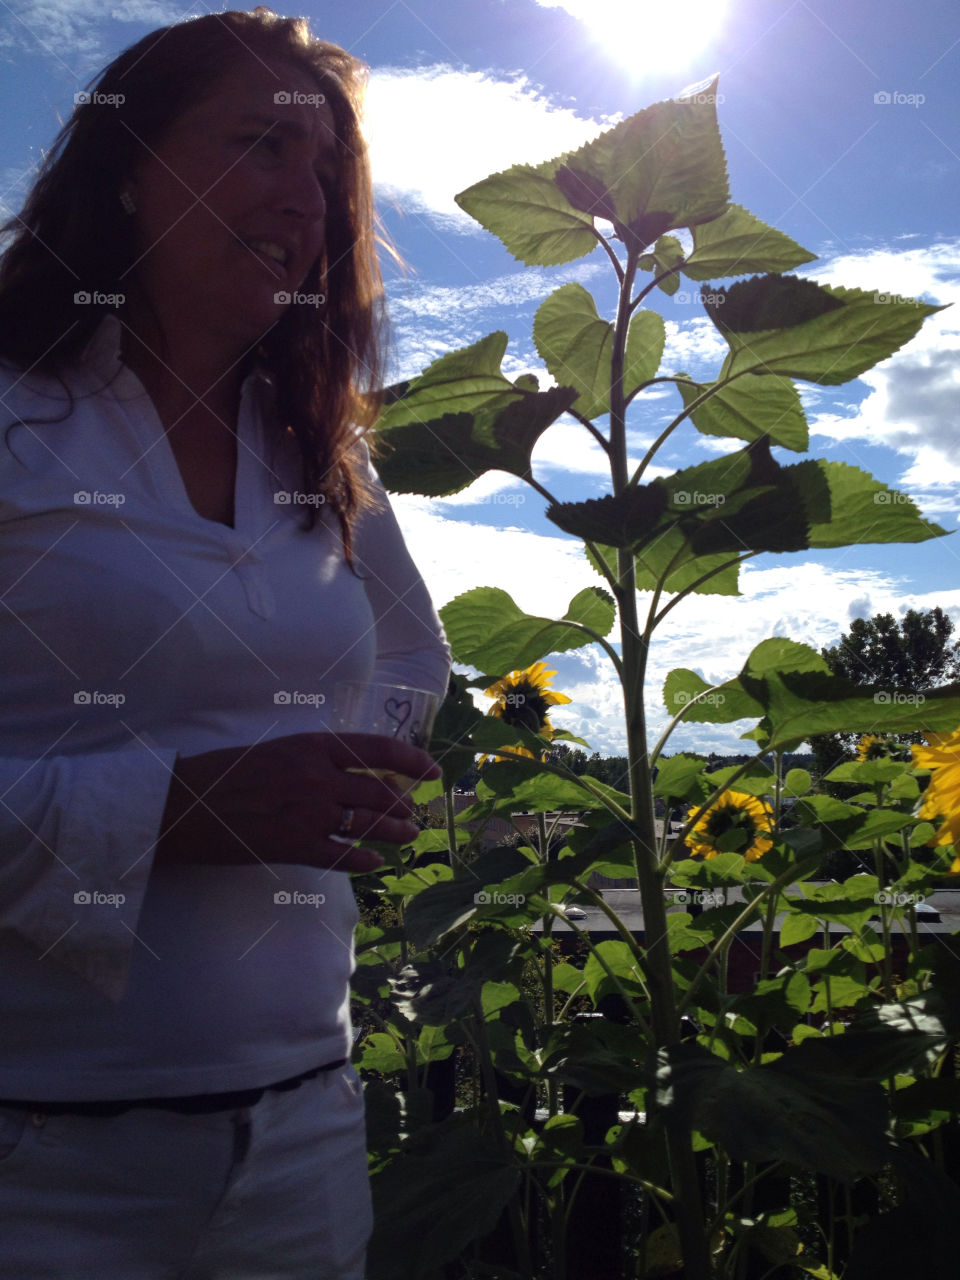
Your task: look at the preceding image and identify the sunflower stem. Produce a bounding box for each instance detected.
[538,808,559,1118]
[609,243,712,1279]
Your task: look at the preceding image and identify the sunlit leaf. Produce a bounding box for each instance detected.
[683,203,816,280]
[377,333,518,428]
[439,584,614,673]
[532,284,666,417]
[676,372,808,451]
[706,277,944,385]
[553,80,729,250]
[375,385,577,497]
[455,159,598,266]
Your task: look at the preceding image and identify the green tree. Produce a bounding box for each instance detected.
[545,742,588,774]
[810,606,960,781]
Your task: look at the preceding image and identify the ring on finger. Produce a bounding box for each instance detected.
[336,806,355,837]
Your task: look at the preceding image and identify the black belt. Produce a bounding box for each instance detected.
[0,1059,348,1117]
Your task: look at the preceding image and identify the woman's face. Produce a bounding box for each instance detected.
[125,54,337,354]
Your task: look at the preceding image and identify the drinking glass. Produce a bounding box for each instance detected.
[333,681,439,792]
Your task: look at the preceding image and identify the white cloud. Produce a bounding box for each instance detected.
[366,65,615,228]
[5,0,182,63]
[805,239,960,511]
[661,316,729,370]
[388,263,604,323]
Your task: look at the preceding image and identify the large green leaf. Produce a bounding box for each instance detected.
[565,445,946,597]
[478,763,629,814]
[439,585,614,673]
[532,283,665,417]
[725,638,960,748]
[377,332,519,428]
[683,203,816,280]
[798,459,947,546]
[705,276,944,385]
[542,1019,649,1094]
[368,1122,521,1280]
[374,385,577,497]
[552,440,807,559]
[554,78,729,250]
[652,753,708,802]
[548,487,669,548]
[634,532,743,596]
[403,846,533,949]
[782,993,956,1079]
[662,668,763,723]
[654,1043,888,1178]
[676,372,808,451]
[455,83,728,262]
[455,157,599,267]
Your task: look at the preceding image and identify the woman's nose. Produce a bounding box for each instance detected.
[279,166,326,222]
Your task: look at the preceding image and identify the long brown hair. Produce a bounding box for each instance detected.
[0,8,386,555]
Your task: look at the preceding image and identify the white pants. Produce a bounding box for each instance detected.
[0,1064,372,1279]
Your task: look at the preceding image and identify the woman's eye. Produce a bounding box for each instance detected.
[243,134,281,154]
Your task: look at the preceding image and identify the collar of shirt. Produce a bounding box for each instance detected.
[78,313,273,400]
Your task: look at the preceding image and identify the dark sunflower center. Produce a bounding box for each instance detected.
[705,805,756,849]
[499,683,550,733]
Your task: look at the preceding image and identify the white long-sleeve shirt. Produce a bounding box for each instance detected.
[0,315,449,1100]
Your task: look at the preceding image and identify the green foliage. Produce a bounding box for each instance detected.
[359,72,960,1280]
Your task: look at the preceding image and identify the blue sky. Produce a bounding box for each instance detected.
[2,0,959,755]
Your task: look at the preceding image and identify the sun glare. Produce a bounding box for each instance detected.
[543,0,728,74]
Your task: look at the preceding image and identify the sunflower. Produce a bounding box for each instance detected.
[856,733,885,761]
[912,728,960,866]
[685,789,775,863]
[481,661,572,761]
[856,733,911,764]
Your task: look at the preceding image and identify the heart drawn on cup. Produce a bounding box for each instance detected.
[385,697,412,738]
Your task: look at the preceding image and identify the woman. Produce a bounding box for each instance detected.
[0,9,449,1278]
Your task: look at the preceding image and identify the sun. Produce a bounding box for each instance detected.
[538,0,728,75]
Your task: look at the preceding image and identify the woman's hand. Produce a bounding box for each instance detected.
[155,732,441,874]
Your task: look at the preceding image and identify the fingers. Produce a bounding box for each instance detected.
[165,733,435,873]
[283,797,418,854]
[320,732,442,784]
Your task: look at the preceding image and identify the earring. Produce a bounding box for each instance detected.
[119,190,136,215]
